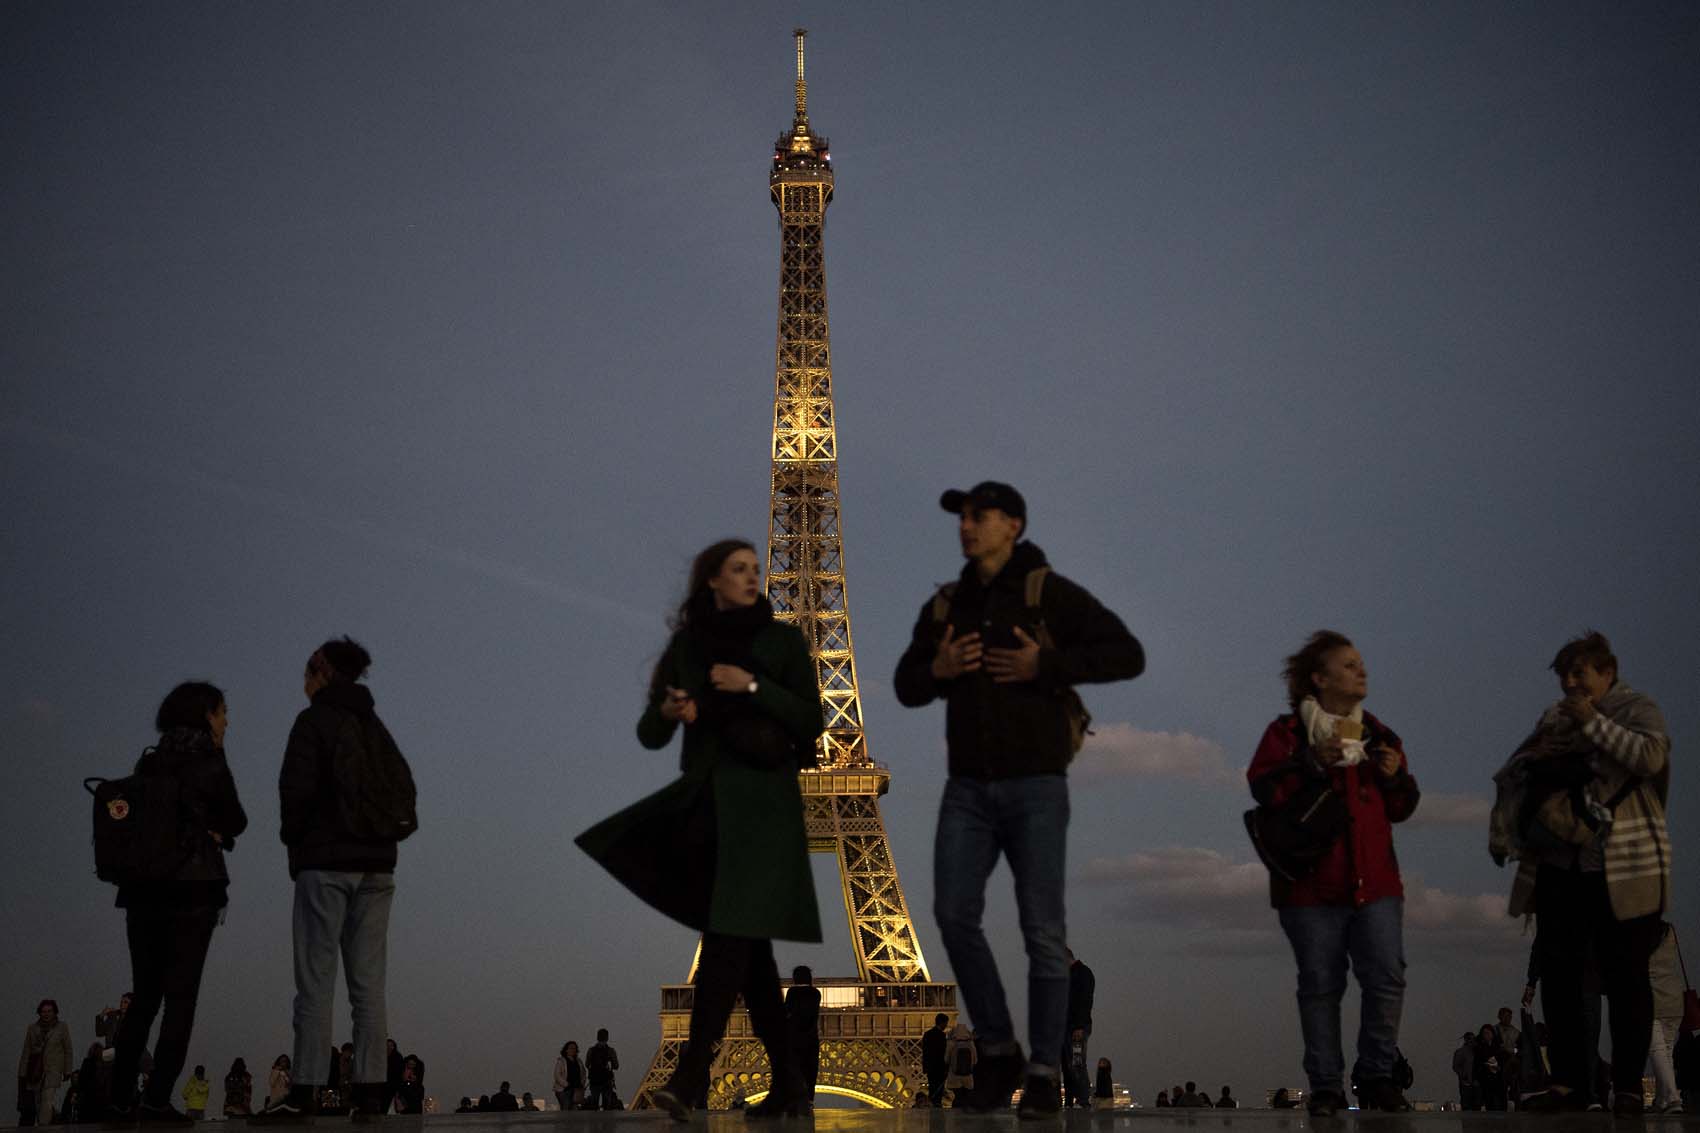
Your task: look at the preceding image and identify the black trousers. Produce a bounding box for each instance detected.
[112,904,219,1107]
[669,932,796,1101]
[1536,865,1662,1097]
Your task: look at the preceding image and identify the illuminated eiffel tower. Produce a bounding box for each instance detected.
[632,29,956,1111]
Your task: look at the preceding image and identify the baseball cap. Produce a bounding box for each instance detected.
[939,481,1026,522]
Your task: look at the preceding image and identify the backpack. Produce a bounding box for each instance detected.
[951,1044,973,1078]
[326,711,418,842]
[84,756,197,885]
[930,565,1092,754]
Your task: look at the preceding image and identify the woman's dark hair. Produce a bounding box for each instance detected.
[313,636,372,682]
[649,539,758,695]
[228,1058,247,1077]
[1281,630,1354,709]
[37,998,57,1013]
[273,1054,290,1069]
[1550,630,1617,679]
[155,681,225,733]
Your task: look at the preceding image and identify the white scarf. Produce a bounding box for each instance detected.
[1298,696,1367,766]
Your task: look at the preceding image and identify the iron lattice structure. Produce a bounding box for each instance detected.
[633,30,954,1112]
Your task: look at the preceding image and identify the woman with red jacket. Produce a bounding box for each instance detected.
[1247,631,1421,1116]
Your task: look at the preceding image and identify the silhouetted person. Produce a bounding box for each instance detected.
[578,541,825,1120]
[895,481,1144,1117]
[1216,1085,1237,1109]
[585,1029,620,1111]
[263,638,415,1120]
[921,1014,949,1105]
[489,1082,517,1112]
[109,682,248,1123]
[1499,633,1670,1117]
[784,966,822,1106]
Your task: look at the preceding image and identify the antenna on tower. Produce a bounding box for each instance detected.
[793,27,808,124]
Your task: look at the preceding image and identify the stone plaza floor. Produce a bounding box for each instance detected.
[10,1110,1700,1133]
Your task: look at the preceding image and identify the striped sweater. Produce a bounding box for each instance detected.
[1507,682,1670,920]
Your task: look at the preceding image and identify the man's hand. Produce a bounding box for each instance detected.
[985,626,1041,684]
[931,625,983,680]
[660,686,698,724]
[709,664,755,693]
[1372,743,1403,779]
[1557,693,1598,725]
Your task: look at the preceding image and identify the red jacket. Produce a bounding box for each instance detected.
[1246,712,1420,908]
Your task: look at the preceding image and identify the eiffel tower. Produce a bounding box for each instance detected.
[632,29,956,1111]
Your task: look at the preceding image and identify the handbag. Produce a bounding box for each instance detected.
[1244,776,1348,883]
[723,712,804,771]
[1675,929,1700,1033]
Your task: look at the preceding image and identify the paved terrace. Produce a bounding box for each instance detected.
[6,1110,1698,1132]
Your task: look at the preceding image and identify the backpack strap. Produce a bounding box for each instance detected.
[930,582,958,625]
[1024,566,1055,649]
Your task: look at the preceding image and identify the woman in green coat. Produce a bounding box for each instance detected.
[577,539,823,1119]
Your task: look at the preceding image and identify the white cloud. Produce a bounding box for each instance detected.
[1075,724,1238,784]
[1081,846,1528,954]
[1404,791,1493,828]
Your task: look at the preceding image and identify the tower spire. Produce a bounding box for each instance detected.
[793,27,808,125]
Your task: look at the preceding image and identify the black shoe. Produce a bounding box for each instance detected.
[1355,1078,1412,1113]
[138,1101,194,1125]
[651,1085,692,1123]
[1613,1093,1646,1117]
[1017,1075,1062,1120]
[953,1049,1026,1112]
[1306,1089,1345,1117]
[1520,1089,1586,1113]
[250,1088,314,1123]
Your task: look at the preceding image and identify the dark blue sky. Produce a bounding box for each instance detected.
[4,1,1698,1107]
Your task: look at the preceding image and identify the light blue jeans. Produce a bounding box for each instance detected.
[291,870,395,1088]
[933,774,1070,1073]
[1277,897,1406,1093]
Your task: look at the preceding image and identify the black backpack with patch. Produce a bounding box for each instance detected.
[328,711,418,842]
[84,754,197,885]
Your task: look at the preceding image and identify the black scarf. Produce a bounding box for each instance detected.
[683,597,773,724]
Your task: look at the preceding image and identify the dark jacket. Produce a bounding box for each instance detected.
[1247,711,1420,908]
[577,605,824,942]
[279,682,402,878]
[785,984,821,1040]
[1067,959,1095,1030]
[921,1025,948,1075]
[118,727,248,909]
[893,542,1145,778]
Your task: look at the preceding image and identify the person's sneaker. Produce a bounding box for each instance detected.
[138,1101,194,1125]
[250,1088,314,1123]
[1355,1078,1412,1113]
[650,1085,692,1123]
[1613,1093,1645,1117]
[1306,1089,1345,1117]
[1016,1075,1062,1120]
[1521,1088,1585,1113]
[952,1049,1025,1112]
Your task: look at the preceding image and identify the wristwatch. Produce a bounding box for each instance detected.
[747,679,759,695]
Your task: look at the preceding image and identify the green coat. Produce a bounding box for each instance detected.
[576,619,823,942]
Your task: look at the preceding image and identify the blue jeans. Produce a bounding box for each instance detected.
[933,774,1069,1072]
[1278,897,1406,1093]
[291,870,396,1088]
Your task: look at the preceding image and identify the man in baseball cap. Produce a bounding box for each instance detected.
[894,480,1144,1117]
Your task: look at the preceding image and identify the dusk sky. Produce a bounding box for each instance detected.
[4,2,1697,1108]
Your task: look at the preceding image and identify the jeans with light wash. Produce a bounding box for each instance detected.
[1277,897,1406,1094]
[290,870,396,1088]
[933,774,1069,1074]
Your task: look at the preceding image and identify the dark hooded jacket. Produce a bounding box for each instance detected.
[117,726,248,909]
[279,681,401,878]
[893,541,1144,778]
